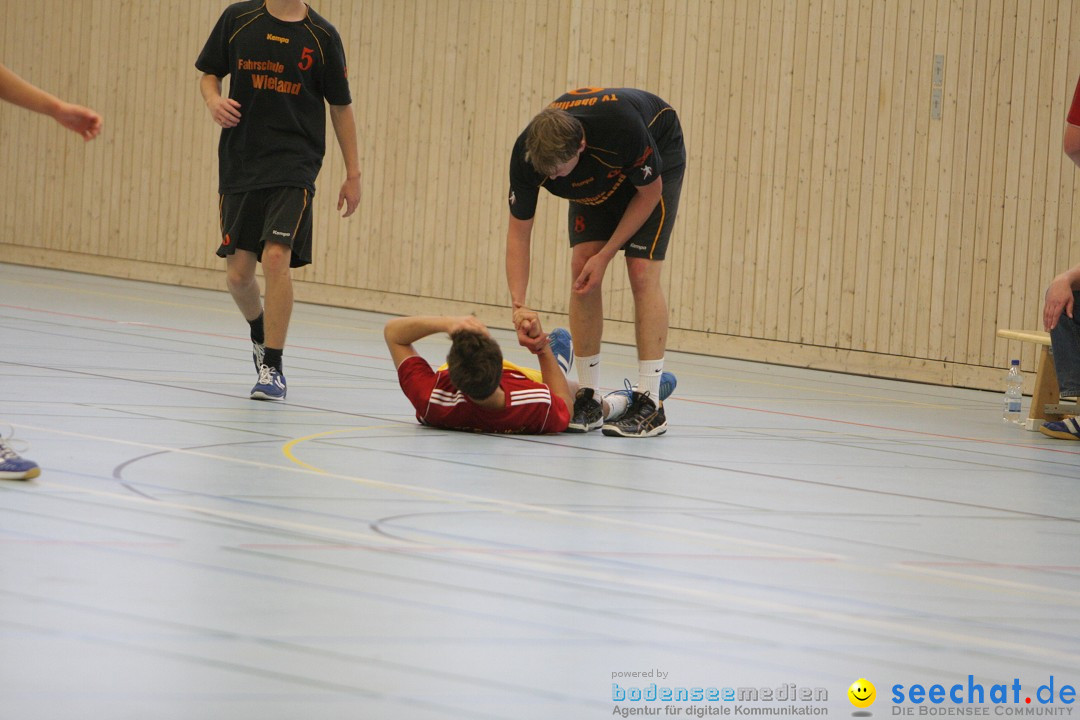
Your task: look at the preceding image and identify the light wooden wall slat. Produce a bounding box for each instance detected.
[885,0,917,357]
[4,0,1080,393]
[997,0,1025,367]
[674,1,703,338]
[968,0,993,362]
[759,0,786,343]
[944,0,976,364]
[1018,0,1052,370]
[802,0,824,347]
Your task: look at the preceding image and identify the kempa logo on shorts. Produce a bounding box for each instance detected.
[271,230,292,238]
[267,33,290,44]
[629,243,648,251]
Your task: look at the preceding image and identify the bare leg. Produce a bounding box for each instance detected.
[598,256,669,435]
[570,241,606,357]
[261,241,293,349]
[225,250,262,321]
[626,256,668,399]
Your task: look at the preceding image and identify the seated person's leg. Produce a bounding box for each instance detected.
[1050,290,1080,401]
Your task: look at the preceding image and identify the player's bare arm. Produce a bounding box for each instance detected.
[506,214,546,351]
[199,73,241,128]
[0,63,102,141]
[1044,264,1080,331]
[384,316,476,368]
[329,103,361,217]
[573,177,663,295]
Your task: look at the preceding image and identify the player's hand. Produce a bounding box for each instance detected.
[54,103,102,141]
[512,306,547,353]
[207,96,242,128]
[1044,277,1075,331]
[573,252,611,295]
[338,175,361,217]
[450,315,488,336]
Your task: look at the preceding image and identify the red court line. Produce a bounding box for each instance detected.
[901,561,1080,571]
[0,303,385,360]
[0,540,178,548]
[653,397,1080,457]
[6,303,1079,456]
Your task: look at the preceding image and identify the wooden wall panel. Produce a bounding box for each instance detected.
[3,0,1080,392]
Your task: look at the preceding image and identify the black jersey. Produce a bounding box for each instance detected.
[508,88,685,220]
[196,1,351,195]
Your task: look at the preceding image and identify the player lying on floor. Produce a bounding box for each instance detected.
[384,311,674,434]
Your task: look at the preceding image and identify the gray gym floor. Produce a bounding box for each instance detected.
[1,262,1077,720]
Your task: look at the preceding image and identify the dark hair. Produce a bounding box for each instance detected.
[524,107,584,175]
[447,329,503,400]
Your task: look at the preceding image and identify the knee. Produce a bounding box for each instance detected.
[625,258,661,295]
[571,252,596,279]
[225,264,252,291]
[1052,313,1079,343]
[261,243,292,275]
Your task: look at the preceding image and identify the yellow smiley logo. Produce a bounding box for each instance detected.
[848,678,876,708]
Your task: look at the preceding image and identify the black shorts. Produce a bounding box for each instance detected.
[217,187,314,268]
[567,170,683,260]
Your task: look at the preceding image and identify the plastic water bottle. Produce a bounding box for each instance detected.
[1002,359,1023,424]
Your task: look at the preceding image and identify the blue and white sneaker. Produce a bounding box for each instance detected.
[548,327,573,375]
[1039,417,1080,441]
[602,390,667,438]
[0,437,41,481]
[252,341,266,372]
[251,364,287,401]
[659,371,677,401]
[602,372,677,421]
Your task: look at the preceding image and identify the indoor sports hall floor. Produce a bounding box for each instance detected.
[1,262,1078,720]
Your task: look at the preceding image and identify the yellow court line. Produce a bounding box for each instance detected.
[15,423,839,561]
[281,426,842,559]
[283,426,388,472]
[896,564,1080,602]
[16,423,1080,612]
[10,423,1080,665]
[15,476,1080,668]
[284,427,1080,610]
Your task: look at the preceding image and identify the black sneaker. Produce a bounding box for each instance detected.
[566,387,603,432]
[602,390,667,437]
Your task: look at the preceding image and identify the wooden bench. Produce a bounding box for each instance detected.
[996,328,1074,430]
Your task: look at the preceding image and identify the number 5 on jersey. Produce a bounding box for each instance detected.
[298,47,314,71]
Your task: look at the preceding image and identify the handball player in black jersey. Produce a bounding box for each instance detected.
[506,88,685,437]
[196,0,361,401]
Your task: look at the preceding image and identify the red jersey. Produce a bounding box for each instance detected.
[1070,75,1080,126]
[396,356,570,434]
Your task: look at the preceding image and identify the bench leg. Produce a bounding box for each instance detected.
[1026,345,1061,431]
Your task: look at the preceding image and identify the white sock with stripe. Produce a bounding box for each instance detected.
[576,354,601,393]
[638,358,664,399]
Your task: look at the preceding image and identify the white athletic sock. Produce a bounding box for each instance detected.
[639,358,664,399]
[603,390,630,420]
[576,353,601,392]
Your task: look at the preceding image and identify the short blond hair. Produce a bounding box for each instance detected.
[524,108,584,175]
